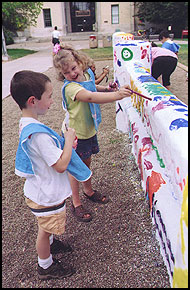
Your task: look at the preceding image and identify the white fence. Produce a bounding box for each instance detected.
[113,32,188,288]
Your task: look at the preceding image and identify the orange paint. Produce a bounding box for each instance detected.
[146,171,166,211]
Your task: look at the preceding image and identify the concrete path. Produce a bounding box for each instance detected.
[2,48,53,100]
[2,39,91,100]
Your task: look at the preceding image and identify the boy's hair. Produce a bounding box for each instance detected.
[10,70,51,110]
[159,30,169,41]
[53,44,90,81]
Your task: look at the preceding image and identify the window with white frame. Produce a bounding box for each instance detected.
[111,5,119,24]
[43,9,52,27]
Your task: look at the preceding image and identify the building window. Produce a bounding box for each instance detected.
[111,5,119,24]
[43,9,52,27]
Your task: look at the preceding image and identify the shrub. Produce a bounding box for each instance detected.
[3,27,16,45]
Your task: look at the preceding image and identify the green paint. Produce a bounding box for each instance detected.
[142,83,171,97]
[121,48,133,61]
[150,136,165,168]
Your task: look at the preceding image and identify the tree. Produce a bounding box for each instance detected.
[135,2,188,37]
[2,2,43,33]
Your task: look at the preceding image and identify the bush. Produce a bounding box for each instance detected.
[3,27,16,45]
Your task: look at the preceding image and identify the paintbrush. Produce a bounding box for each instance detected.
[130,89,152,101]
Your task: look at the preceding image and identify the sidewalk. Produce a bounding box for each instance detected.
[2,39,91,100]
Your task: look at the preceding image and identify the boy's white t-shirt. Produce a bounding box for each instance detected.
[19,117,72,206]
[52,30,60,39]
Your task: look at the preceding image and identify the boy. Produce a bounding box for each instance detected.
[52,26,61,46]
[159,30,180,55]
[10,70,92,280]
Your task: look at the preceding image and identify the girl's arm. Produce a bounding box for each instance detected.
[75,85,132,104]
[95,84,109,92]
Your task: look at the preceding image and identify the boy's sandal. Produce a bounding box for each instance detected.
[83,190,109,204]
[71,203,92,222]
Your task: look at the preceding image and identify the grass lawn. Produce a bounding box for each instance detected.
[6,48,37,60]
[81,43,188,67]
[81,47,113,60]
[6,42,188,66]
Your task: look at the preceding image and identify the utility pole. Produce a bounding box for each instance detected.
[2,27,9,61]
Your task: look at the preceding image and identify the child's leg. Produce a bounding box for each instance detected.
[36,226,52,259]
[36,225,75,279]
[68,173,92,221]
[81,156,94,196]
[68,173,81,207]
[82,157,108,203]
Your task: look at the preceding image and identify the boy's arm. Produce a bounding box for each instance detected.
[95,73,107,85]
[52,128,76,173]
[75,85,132,104]
[95,67,109,85]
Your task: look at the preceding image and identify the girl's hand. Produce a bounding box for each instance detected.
[118,85,132,99]
[108,81,118,91]
[72,136,78,150]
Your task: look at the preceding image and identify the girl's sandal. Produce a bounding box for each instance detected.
[71,203,92,222]
[83,190,109,204]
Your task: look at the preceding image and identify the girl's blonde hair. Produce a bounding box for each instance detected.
[53,43,93,81]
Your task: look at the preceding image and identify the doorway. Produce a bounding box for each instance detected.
[70,2,95,32]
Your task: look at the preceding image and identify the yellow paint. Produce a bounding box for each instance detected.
[173,177,188,288]
[180,178,188,260]
[173,268,188,288]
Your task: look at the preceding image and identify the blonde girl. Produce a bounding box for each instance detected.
[53,44,132,222]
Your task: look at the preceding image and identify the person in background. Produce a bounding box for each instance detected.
[151,42,178,90]
[88,59,110,85]
[159,30,180,55]
[52,26,61,46]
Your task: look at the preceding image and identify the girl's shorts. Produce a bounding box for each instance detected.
[25,197,66,235]
[76,134,99,160]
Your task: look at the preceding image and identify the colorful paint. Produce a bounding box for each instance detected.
[113,32,188,288]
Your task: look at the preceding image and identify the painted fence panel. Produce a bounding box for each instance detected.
[113,32,188,288]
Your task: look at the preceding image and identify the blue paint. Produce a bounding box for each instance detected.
[117,59,121,67]
[175,108,188,112]
[154,96,162,101]
[158,98,188,109]
[168,97,187,108]
[134,68,149,74]
[115,43,138,46]
[138,75,159,83]
[115,78,120,88]
[169,118,188,130]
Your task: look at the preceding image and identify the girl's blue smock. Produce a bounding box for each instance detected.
[62,68,102,131]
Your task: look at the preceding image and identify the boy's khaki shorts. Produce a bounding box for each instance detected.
[25,197,66,235]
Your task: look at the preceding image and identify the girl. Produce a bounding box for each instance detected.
[151,42,178,90]
[53,44,132,222]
